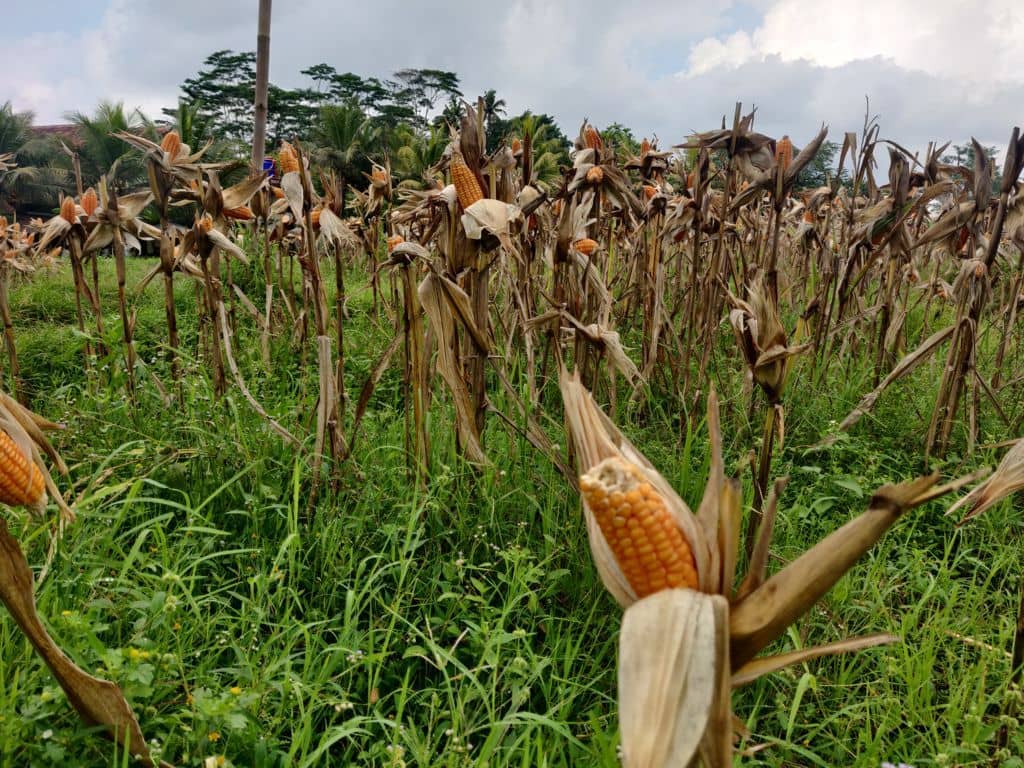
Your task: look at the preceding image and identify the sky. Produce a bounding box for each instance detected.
[5,0,1022,152]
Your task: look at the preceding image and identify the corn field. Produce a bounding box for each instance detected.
[0,97,1023,767]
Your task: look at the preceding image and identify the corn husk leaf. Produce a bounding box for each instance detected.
[0,520,169,767]
[730,471,977,666]
[731,632,899,687]
[619,589,728,768]
[418,274,487,464]
[948,439,1024,523]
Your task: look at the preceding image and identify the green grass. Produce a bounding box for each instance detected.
[0,255,1021,767]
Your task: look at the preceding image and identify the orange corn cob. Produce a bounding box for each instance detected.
[198,213,214,233]
[310,206,322,227]
[81,187,98,217]
[0,429,45,510]
[802,209,814,223]
[584,125,603,151]
[586,166,604,184]
[223,205,254,221]
[161,130,182,162]
[775,135,793,174]
[371,168,388,185]
[511,138,522,154]
[272,186,285,200]
[387,234,404,252]
[279,142,299,175]
[686,170,696,189]
[573,238,599,255]
[580,457,699,597]
[640,137,651,156]
[0,216,7,237]
[451,156,484,209]
[59,197,77,224]
[642,184,657,200]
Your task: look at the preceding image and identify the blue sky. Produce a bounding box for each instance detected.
[5,0,1022,153]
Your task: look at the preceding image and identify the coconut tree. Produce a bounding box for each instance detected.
[394,124,447,189]
[0,102,68,214]
[65,101,153,191]
[312,104,376,214]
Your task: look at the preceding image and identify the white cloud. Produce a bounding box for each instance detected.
[2,0,1022,159]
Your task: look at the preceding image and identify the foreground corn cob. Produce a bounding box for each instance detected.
[586,166,605,184]
[451,155,484,209]
[580,457,699,597]
[0,429,45,511]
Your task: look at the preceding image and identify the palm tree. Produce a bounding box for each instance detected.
[313,104,377,214]
[508,111,569,187]
[65,101,153,191]
[0,102,68,214]
[394,124,448,189]
[482,89,507,132]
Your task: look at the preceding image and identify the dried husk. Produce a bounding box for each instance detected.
[619,589,729,768]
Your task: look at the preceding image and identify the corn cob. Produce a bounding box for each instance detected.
[573,238,599,256]
[686,170,696,189]
[451,155,484,209]
[272,186,285,200]
[802,209,814,223]
[310,206,322,227]
[580,457,699,597]
[511,138,522,154]
[161,130,182,162]
[640,137,651,156]
[81,188,98,217]
[198,213,214,233]
[586,166,604,184]
[223,205,255,221]
[59,196,77,224]
[371,168,388,185]
[0,216,7,237]
[584,125,603,151]
[279,142,299,175]
[642,185,657,201]
[775,135,793,174]
[0,429,45,510]
[387,234,405,252]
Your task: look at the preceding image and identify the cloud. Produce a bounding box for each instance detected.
[2,0,1022,159]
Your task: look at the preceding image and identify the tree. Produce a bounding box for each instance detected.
[482,89,507,149]
[394,123,448,189]
[65,101,152,190]
[0,102,67,214]
[600,122,639,164]
[393,68,462,125]
[180,50,258,144]
[942,142,1001,193]
[312,104,377,211]
[795,139,842,190]
[504,111,571,186]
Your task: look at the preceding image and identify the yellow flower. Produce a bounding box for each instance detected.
[207,731,221,743]
[229,686,242,696]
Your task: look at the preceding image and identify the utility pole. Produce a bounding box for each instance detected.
[251,0,272,175]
